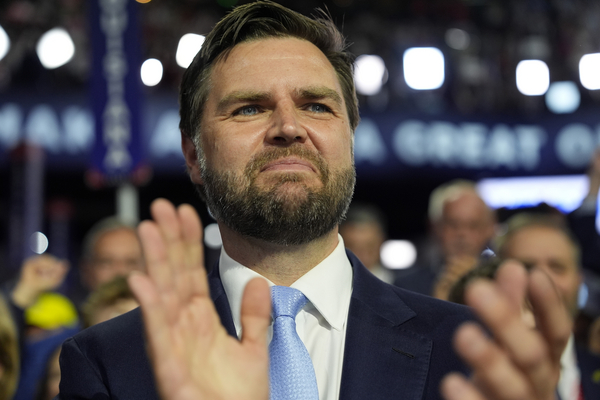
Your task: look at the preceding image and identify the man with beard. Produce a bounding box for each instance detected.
[57,2,570,400]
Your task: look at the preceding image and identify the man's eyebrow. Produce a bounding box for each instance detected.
[216,91,272,112]
[296,86,343,106]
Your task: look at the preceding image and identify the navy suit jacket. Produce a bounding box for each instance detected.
[57,251,473,400]
[577,346,600,400]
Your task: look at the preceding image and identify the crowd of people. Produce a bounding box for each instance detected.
[0,217,143,400]
[0,1,599,400]
[341,173,600,399]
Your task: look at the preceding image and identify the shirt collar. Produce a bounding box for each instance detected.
[219,235,353,337]
[560,333,576,369]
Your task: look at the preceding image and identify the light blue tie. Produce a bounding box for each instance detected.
[269,286,319,400]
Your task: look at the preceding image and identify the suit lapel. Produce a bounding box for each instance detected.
[339,252,433,400]
[208,261,237,337]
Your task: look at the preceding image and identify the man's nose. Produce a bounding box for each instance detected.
[266,104,307,145]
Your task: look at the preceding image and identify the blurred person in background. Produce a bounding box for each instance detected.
[0,294,20,400]
[5,255,70,347]
[587,317,600,356]
[75,217,144,305]
[568,150,600,276]
[339,203,394,284]
[14,291,79,400]
[496,213,600,400]
[81,275,139,329]
[35,276,139,400]
[447,257,536,329]
[395,180,496,299]
[0,254,72,400]
[34,346,60,400]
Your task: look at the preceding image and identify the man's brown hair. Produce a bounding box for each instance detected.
[179,0,359,142]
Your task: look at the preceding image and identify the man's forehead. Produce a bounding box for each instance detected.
[210,36,338,83]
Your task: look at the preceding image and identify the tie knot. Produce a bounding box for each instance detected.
[271,286,308,319]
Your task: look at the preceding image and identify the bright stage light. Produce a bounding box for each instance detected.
[477,175,588,213]
[176,34,205,68]
[445,28,470,51]
[354,54,387,95]
[403,47,445,90]
[36,28,75,69]
[204,223,222,249]
[580,53,600,90]
[141,58,163,86]
[30,232,49,254]
[516,60,549,96]
[380,240,417,270]
[0,25,10,62]
[545,81,580,114]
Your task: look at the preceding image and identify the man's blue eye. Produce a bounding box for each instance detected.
[308,103,331,113]
[236,106,259,116]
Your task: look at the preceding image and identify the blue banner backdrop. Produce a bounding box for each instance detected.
[89,0,144,184]
[0,95,599,180]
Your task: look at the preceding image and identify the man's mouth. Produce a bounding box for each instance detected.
[260,157,317,173]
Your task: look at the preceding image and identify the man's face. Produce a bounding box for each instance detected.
[436,193,495,259]
[503,225,582,317]
[84,228,144,290]
[183,37,355,245]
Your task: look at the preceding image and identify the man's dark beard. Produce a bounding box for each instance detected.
[198,145,355,245]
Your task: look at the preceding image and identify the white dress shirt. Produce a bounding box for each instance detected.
[220,235,353,400]
[558,335,582,400]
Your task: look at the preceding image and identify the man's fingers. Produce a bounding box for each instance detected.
[441,373,485,400]
[128,272,187,395]
[494,260,528,313]
[452,323,535,399]
[128,272,172,355]
[240,278,271,348]
[151,199,187,281]
[151,198,184,242]
[465,280,556,399]
[528,268,572,364]
[138,220,173,293]
[177,204,208,297]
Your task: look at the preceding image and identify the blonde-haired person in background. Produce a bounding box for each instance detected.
[0,294,20,400]
[4,254,71,400]
[35,276,139,400]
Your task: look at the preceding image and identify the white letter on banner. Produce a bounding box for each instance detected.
[0,103,22,149]
[486,125,517,170]
[555,124,595,169]
[516,125,546,170]
[100,0,128,36]
[458,123,486,168]
[427,121,456,167]
[353,118,387,165]
[63,107,94,154]
[393,120,427,165]
[104,147,132,170]
[25,105,61,153]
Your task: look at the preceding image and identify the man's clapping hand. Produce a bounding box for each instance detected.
[442,260,570,400]
[128,199,271,400]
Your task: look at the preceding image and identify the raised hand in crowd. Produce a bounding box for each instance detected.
[11,254,69,309]
[433,255,478,301]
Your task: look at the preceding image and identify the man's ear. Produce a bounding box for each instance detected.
[181,133,204,184]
